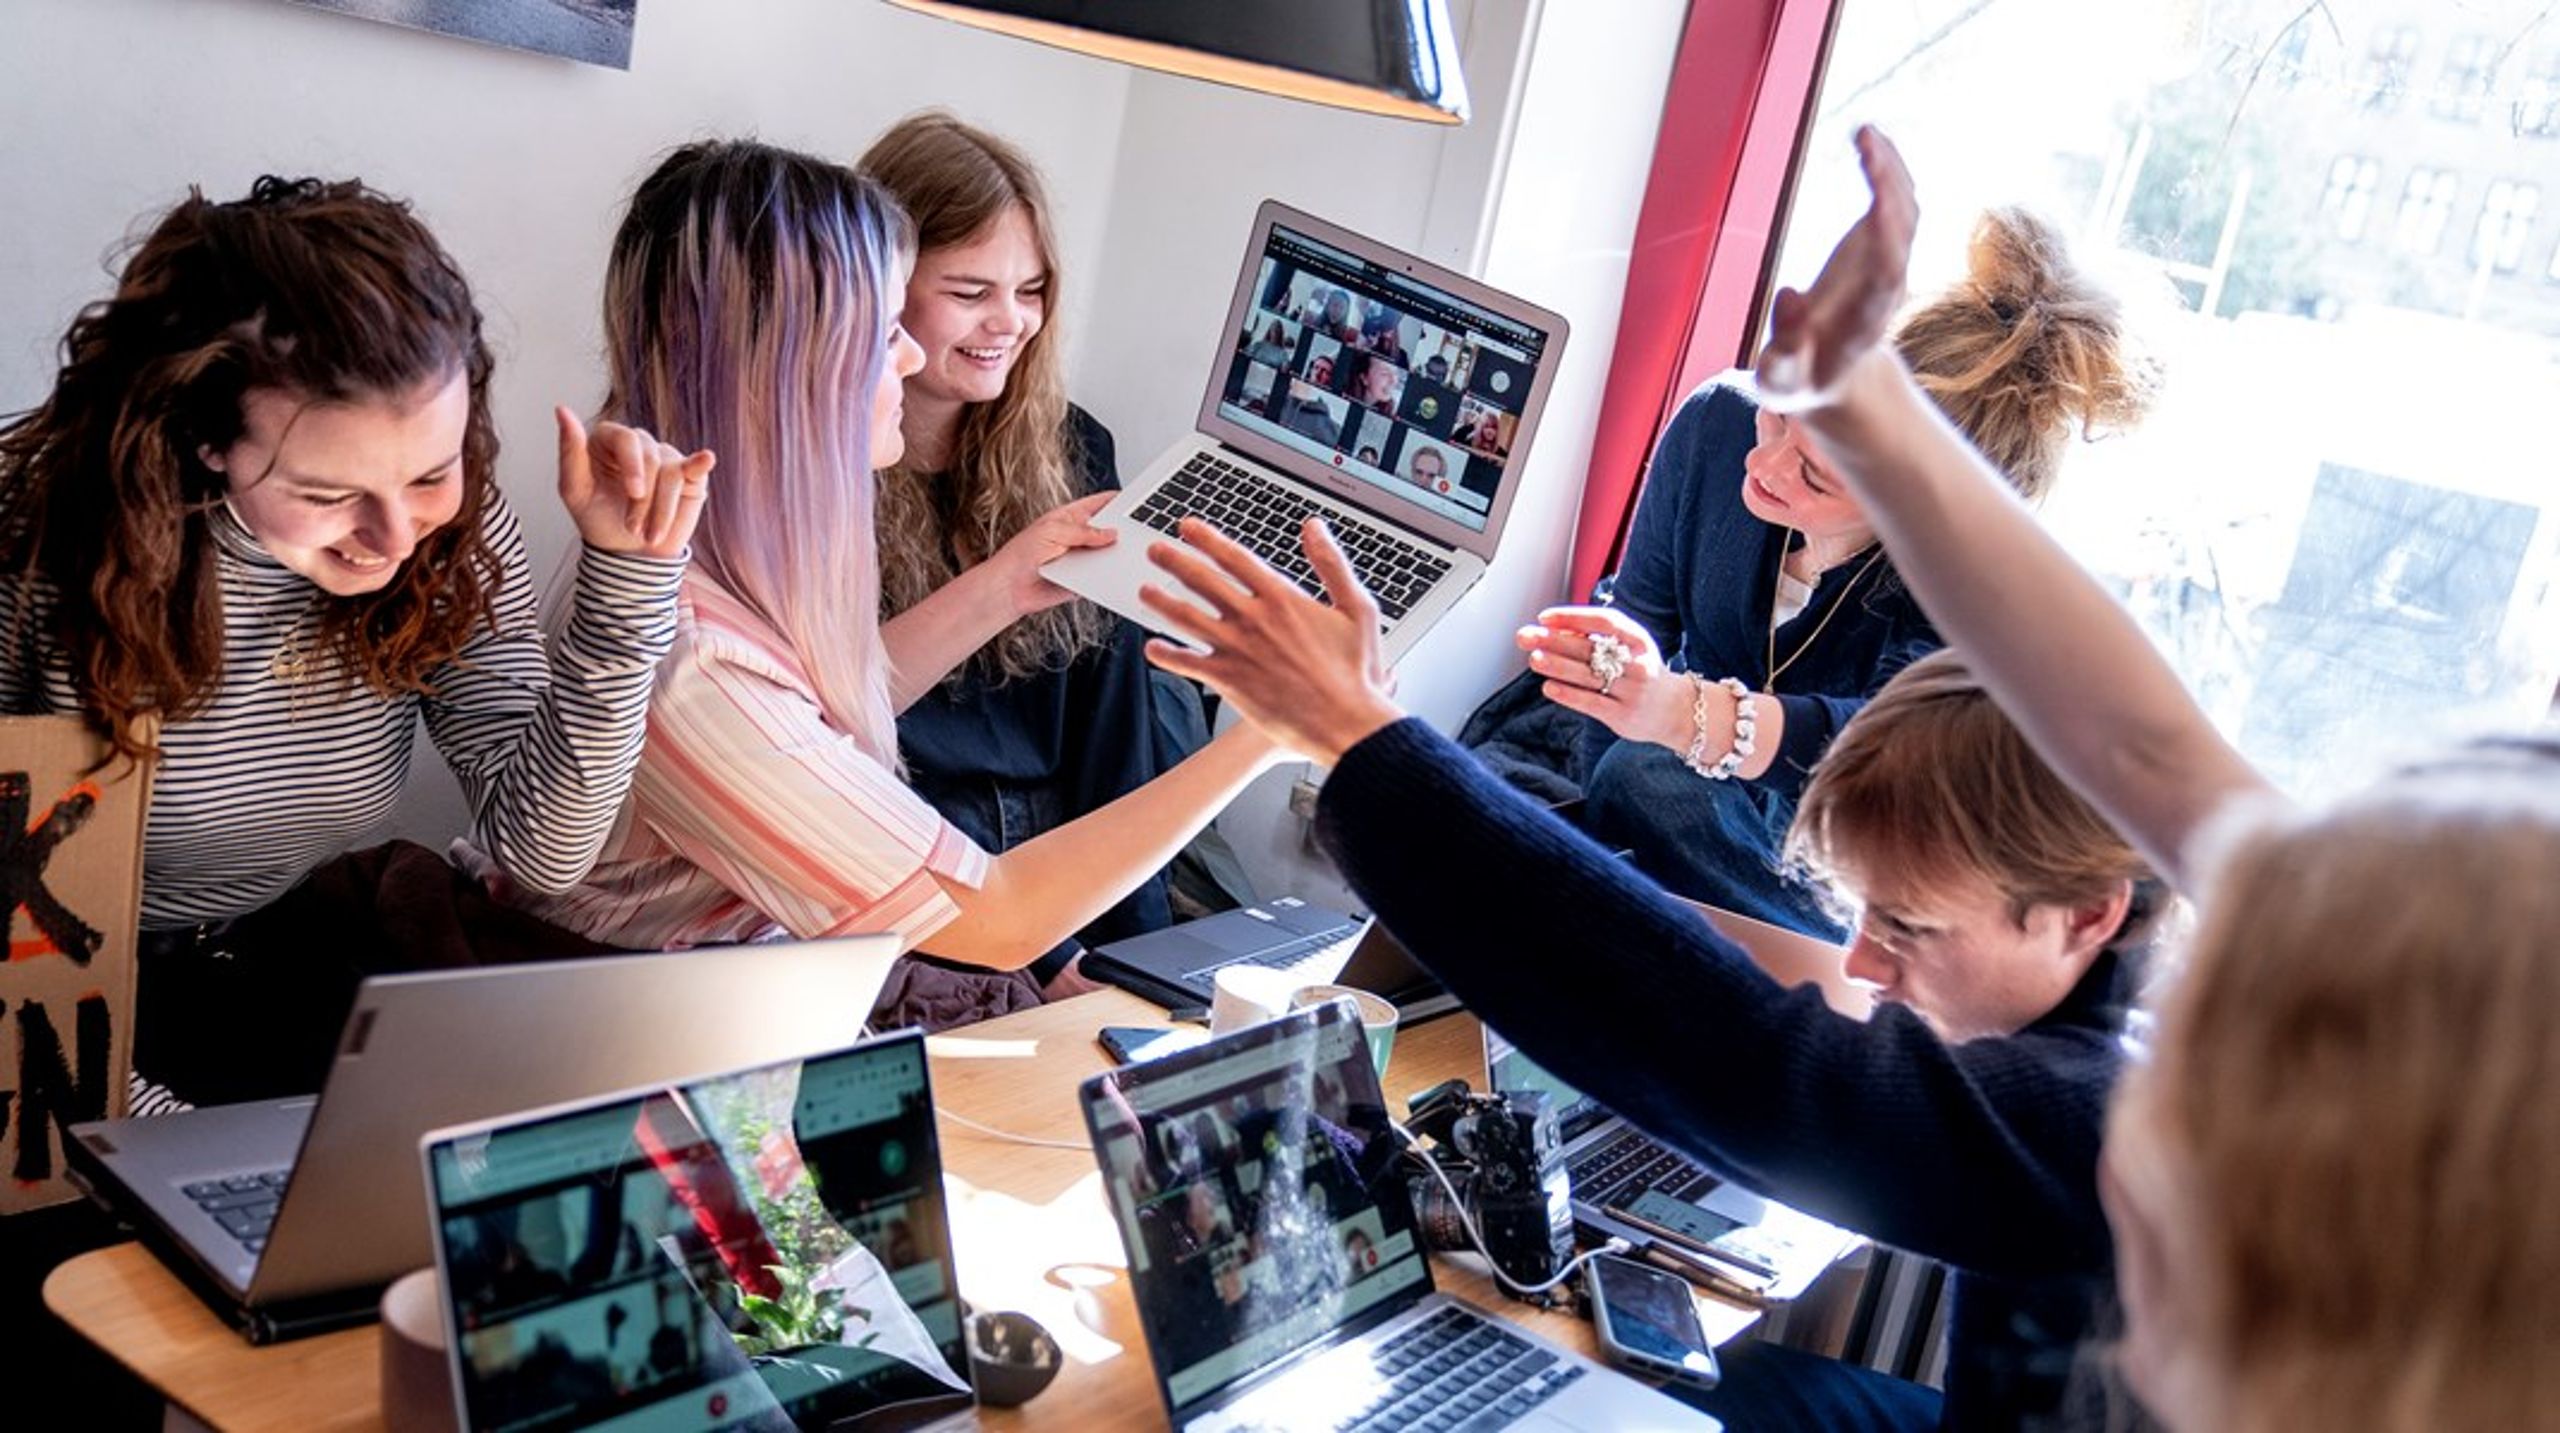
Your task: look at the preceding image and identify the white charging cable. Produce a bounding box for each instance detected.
[939,1108,1094,1152]
[1389,1118,1628,1299]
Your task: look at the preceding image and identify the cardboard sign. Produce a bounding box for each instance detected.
[2,715,149,1214]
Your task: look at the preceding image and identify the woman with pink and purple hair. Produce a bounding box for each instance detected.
[510,140,1276,1025]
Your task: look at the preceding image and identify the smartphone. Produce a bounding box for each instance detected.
[1585,1252,1720,1391]
[1608,1187,1779,1284]
[1096,1025,1211,1065]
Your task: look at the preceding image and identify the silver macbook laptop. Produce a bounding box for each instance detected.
[64,938,900,1342]
[1043,201,1568,665]
[1083,1001,1717,1432]
[421,1028,970,1432]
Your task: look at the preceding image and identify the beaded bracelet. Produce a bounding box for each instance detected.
[1683,675,1757,780]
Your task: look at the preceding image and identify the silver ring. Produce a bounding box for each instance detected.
[1587,633,1629,694]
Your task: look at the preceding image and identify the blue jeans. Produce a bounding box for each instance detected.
[1580,736,1848,941]
[1677,1340,1943,1432]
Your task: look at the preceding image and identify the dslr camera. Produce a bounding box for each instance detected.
[1400,1080,1575,1305]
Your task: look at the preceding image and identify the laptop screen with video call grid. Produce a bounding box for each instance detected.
[424,1033,969,1431]
[1220,222,1554,535]
[1084,1003,1428,1412]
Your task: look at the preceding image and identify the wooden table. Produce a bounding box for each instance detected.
[47,988,1759,1430]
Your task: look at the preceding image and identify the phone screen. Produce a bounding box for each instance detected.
[1620,1188,1744,1247]
[1592,1255,1716,1378]
[1097,1025,1211,1065]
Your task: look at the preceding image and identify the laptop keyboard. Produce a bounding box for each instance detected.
[1177,923,1365,998]
[1234,1304,1583,1433]
[1571,1129,1719,1211]
[180,1169,290,1252]
[1131,452,1454,620]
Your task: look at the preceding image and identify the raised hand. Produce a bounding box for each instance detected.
[1139,517,1403,765]
[987,490,1117,617]
[555,406,713,559]
[1755,126,1918,412]
[1517,606,1691,750]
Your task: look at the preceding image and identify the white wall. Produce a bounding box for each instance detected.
[1,0,1133,839]
[1,0,1685,904]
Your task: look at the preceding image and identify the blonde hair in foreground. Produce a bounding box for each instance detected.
[862,110,1108,683]
[2108,737,2560,1431]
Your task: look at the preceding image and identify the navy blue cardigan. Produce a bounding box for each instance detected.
[1317,718,2135,1429]
[1607,379,1942,798]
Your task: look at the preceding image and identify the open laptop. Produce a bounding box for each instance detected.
[1480,901,1860,1304]
[64,938,900,1343]
[1084,895,1457,1022]
[1043,201,1568,664]
[421,1028,970,1432]
[1481,1026,1855,1305]
[1082,1001,1717,1432]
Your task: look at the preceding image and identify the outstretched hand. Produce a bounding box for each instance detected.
[1517,607,1690,750]
[1755,126,1917,413]
[1139,517,1403,766]
[989,490,1117,617]
[556,406,714,559]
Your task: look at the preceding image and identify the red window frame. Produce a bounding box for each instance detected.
[1567,0,1841,602]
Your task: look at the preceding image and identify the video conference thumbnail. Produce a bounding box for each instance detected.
[1219,236,1543,532]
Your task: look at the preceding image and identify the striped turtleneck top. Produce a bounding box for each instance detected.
[0,495,685,931]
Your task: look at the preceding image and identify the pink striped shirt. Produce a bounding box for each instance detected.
[522,570,989,952]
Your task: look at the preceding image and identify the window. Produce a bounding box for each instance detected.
[2270,17,2315,90]
[2359,24,2421,112]
[2394,168,2460,255]
[2473,180,2541,271]
[2321,156,2382,241]
[2433,34,2497,124]
[1771,0,2560,798]
[2516,50,2560,137]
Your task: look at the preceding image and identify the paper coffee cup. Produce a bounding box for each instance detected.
[1288,984,1399,1077]
[1210,963,1296,1034]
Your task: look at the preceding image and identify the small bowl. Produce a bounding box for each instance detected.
[966,1308,1063,1407]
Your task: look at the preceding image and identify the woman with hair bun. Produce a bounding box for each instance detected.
[0,176,709,1110]
[1478,205,2155,937]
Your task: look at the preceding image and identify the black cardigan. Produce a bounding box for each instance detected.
[1316,718,2136,1429]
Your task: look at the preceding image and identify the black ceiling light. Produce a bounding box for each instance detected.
[882,0,1470,124]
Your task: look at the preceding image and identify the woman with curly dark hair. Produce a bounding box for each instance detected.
[0,176,709,1109]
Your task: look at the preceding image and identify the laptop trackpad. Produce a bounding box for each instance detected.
[1193,920,1293,955]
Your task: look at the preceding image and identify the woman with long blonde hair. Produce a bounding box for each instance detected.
[519,141,1273,1027]
[861,111,1213,993]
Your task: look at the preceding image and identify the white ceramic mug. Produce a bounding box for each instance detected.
[1208,963,1298,1034]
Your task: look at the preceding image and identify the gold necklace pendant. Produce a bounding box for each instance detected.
[269,633,309,685]
[267,598,329,718]
[1765,529,1886,693]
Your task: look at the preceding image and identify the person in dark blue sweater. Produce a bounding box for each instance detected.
[1144,524,2158,1425]
[1126,135,2179,1425]
[1468,210,2152,939]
